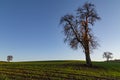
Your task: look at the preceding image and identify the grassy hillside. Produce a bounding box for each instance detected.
[0,60,120,80]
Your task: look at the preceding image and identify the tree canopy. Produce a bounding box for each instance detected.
[60,2,100,66]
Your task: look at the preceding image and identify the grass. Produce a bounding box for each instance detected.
[0,60,120,80]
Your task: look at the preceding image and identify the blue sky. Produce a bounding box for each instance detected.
[0,0,120,61]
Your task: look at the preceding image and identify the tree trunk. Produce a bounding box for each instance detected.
[84,23,92,67]
[85,49,92,67]
[107,58,109,62]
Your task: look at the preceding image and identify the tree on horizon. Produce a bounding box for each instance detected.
[60,2,101,66]
[7,55,13,62]
[103,52,113,62]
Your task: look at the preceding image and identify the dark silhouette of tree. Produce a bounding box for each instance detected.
[103,52,113,62]
[60,2,100,66]
[7,55,13,62]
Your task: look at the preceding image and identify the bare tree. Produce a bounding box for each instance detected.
[103,52,113,62]
[60,2,100,66]
[7,55,13,62]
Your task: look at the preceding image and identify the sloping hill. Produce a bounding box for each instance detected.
[0,60,120,80]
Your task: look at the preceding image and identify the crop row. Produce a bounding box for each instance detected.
[1,68,119,80]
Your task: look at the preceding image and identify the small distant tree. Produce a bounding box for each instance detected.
[7,55,13,62]
[103,52,113,62]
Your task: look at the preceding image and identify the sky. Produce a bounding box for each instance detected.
[0,0,120,61]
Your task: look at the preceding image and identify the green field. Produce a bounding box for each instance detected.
[0,60,120,80]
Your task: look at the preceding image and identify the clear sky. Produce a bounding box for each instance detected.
[0,0,120,61]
